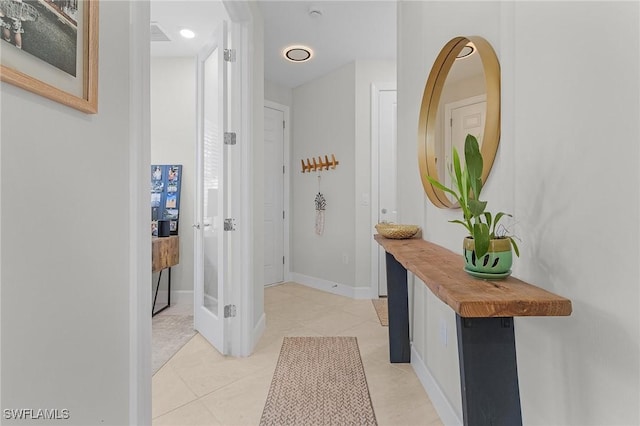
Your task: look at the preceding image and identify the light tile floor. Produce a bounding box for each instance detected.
[153,282,443,426]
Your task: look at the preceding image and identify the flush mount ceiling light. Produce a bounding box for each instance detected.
[456,43,475,59]
[179,28,195,39]
[283,45,313,62]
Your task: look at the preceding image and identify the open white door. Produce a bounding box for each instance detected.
[194,21,231,354]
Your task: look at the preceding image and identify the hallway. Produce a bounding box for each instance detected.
[152,282,443,425]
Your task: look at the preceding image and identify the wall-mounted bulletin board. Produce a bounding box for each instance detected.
[151,164,183,236]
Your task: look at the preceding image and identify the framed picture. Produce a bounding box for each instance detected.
[151,165,183,236]
[0,0,98,113]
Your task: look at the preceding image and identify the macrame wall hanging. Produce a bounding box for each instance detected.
[300,154,339,237]
[315,175,326,236]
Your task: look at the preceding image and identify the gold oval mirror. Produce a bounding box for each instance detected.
[418,36,501,208]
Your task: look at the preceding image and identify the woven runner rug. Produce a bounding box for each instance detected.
[260,336,377,426]
[372,298,388,326]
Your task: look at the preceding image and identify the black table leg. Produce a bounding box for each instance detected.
[167,267,171,307]
[456,315,522,426]
[152,267,171,317]
[385,252,411,363]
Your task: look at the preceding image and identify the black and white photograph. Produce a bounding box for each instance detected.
[0,0,78,75]
[0,0,97,113]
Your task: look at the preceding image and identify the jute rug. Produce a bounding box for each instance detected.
[372,298,388,326]
[260,337,377,426]
[152,314,195,375]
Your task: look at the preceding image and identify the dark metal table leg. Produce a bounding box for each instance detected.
[152,270,163,316]
[456,315,522,426]
[167,267,171,307]
[385,252,411,363]
[152,268,171,317]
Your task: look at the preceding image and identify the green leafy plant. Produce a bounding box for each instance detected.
[427,134,520,259]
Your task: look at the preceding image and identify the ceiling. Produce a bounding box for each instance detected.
[150,0,397,89]
[259,1,396,88]
[150,0,228,58]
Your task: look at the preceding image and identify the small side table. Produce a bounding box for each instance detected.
[152,235,179,316]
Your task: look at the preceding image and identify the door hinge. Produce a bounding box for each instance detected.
[283,256,285,265]
[224,49,236,62]
[224,304,237,318]
[224,218,236,231]
[282,210,285,219]
[283,120,285,129]
[224,132,237,145]
[283,165,285,174]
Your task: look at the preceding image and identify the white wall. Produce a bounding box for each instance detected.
[292,63,357,288]
[398,1,640,425]
[151,57,196,297]
[291,61,395,294]
[1,1,135,423]
[265,79,292,107]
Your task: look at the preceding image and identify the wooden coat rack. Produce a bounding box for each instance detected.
[301,154,339,173]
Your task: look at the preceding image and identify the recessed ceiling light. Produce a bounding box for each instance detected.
[180,29,195,39]
[456,43,475,59]
[283,45,313,62]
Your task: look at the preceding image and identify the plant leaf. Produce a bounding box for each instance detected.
[509,237,520,257]
[426,176,460,199]
[484,212,493,232]
[452,148,465,202]
[472,223,490,258]
[468,199,487,217]
[492,212,512,236]
[465,134,483,199]
[449,219,472,234]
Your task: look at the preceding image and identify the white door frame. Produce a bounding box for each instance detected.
[226,10,254,357]
[128,1,254,423]
[370,82,397,299]
[264,100,291,283]
[129,1,151,423]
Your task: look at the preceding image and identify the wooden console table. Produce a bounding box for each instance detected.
[374,234,572,426]
[152,236,179,316]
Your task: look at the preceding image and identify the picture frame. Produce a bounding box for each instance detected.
[0,0,98,114]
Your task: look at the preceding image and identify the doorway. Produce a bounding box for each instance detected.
[135,1,256,421]
[371,83,397,297]
[263,102,290,286]
[443,94,486,193]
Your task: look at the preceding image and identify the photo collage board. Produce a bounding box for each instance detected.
[151,165,182,236]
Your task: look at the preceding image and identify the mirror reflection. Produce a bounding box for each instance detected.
[435,45,486,196]
[418,36,501,209]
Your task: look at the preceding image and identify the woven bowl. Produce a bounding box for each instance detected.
[375,223,420,239]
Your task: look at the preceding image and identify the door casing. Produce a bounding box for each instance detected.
[370,82,397,298]
[263,101,291,286]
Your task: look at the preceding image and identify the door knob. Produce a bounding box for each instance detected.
[192,224,201,229]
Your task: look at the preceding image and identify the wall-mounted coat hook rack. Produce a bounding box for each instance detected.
[301,154,339,173]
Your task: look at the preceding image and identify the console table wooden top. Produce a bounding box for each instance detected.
[375,234,572,318]
[152,235,180,273]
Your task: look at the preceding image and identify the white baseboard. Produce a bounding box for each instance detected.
[290,272,374,299]
[411,344,462,426]
[154,290,194,306]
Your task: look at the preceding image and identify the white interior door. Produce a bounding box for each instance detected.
[374,87,397,297]
[263,106,285,285]
[444,95,486,193]
[195,21,229,354]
